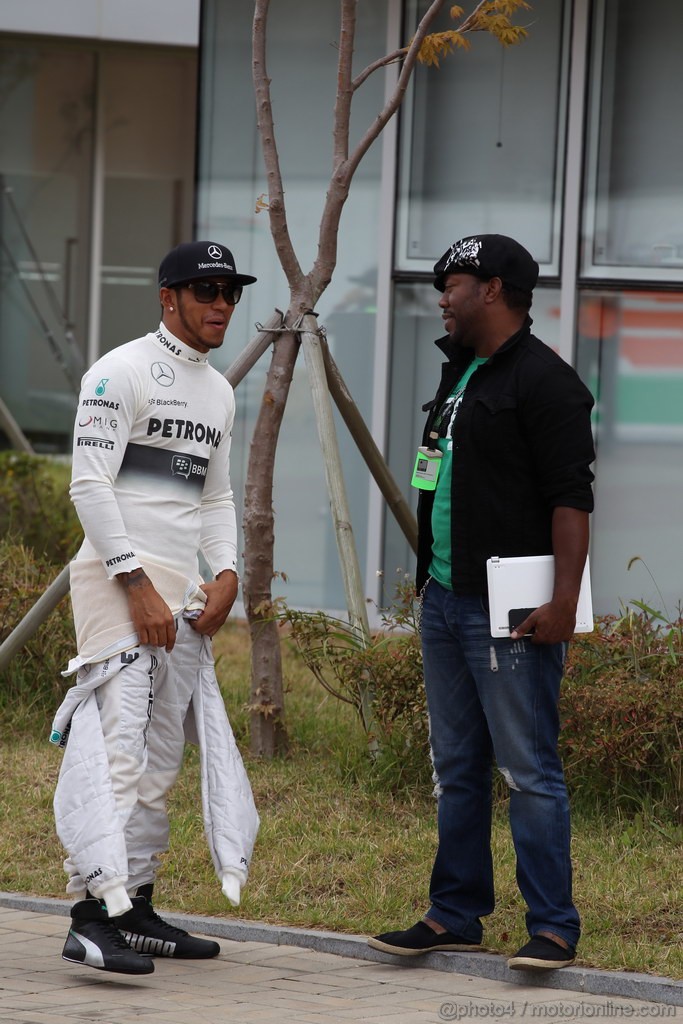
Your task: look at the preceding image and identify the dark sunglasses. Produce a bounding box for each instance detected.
[183,280,243,305]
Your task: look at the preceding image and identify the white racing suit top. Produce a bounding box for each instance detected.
[68,322,239,664]
[52,323,258,914]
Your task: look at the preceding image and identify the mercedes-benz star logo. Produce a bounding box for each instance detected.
[151,361,175,387]
[208,244,222,260]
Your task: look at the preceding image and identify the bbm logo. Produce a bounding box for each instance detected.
[171,455,192,479]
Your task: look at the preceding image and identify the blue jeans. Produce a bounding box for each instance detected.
[420,579,580,947]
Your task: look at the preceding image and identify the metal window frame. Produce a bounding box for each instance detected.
[558,0,591,365]
[393,0,571,278]
[581,0,683,282]
[365,0,403,610]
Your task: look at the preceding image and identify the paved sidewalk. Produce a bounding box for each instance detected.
[1,902,681,1024]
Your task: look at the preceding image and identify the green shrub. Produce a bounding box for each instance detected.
[0,539,74,735]
[0,451,81,564]
[283,586,683,818]
[561,607,683,817]
[281,580,431,788]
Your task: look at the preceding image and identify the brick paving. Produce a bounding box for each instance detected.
[1,906,681,1024]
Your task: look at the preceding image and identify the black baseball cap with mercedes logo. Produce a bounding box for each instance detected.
[158,240,257,289]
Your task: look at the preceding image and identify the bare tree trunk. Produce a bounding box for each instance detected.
[242,328,301,757]
[246,0,447,758]
[245,0,527,756]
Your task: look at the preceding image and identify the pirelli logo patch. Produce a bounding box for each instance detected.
[77,436,115,450]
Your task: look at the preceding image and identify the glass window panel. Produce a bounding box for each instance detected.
[396,0,568,275]
[583,0,683,279]
[197,0,387,611]
[383,281,562,585]
[0,44,95,446]
[576,289,683,616]
[98,49,197,356]
[0,41,198,447]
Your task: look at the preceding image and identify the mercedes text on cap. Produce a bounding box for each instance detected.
[158,241,257,289]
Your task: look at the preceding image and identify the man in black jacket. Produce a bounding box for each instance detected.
[369,234,595,971]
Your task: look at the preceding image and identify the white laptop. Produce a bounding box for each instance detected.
[486,555,593,638]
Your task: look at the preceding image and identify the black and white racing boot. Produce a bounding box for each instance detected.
[115,884,220,959]
[62,898,154,975]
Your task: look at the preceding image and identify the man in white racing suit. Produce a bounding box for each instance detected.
[52,241,259,975]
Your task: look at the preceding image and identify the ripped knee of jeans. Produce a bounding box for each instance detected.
[429,746,443,799]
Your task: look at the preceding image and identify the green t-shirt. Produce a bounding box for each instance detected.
[429,358,487,590]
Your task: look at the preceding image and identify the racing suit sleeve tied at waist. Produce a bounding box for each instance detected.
[52,620,259,910]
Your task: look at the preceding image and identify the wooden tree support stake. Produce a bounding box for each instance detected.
[320,337,417,555]
[299,313,377,740]
[0,396,34,454]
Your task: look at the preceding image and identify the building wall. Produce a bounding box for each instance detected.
[0,0,199,46]
[0,19,198,445]
[197,0,683,618]
[1,0,682,619]
[197,0,389,612]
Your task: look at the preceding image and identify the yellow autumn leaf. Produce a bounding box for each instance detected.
[477,0,531,17]
[408,0,530,65]
[417,29,471,67]
[495,0,531,15]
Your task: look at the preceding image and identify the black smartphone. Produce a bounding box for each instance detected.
[508,607,536,634]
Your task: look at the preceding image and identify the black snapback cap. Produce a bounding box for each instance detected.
[433,234,539,294]
[158,240,257,289]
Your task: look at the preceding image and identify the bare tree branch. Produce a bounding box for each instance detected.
[310,0,447,292]
[351,0,499,92]
[351,48,407,93]
[459,0,496,33]
[344,0,448,183]
[333,0,357,169]
[252,0,304,290]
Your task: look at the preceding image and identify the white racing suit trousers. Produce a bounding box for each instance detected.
[53,616,258,912]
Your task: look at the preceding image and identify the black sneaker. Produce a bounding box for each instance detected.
[368,920,482,956]
[508,934,576,970]
[62,899,154,975]
[115,885,220,959]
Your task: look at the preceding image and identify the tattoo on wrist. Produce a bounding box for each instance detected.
[118,568,148,590]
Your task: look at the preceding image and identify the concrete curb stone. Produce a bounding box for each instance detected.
[1,891,681,1007]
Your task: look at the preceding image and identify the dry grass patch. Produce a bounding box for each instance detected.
[0,621,681,980]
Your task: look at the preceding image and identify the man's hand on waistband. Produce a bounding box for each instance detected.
[117,567,177,651]
[192,569,239,637]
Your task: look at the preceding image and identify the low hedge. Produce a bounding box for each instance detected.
[0,539,74,734]
[1,454,681,816]
[282,584,683,819]
[0,451,81,565]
